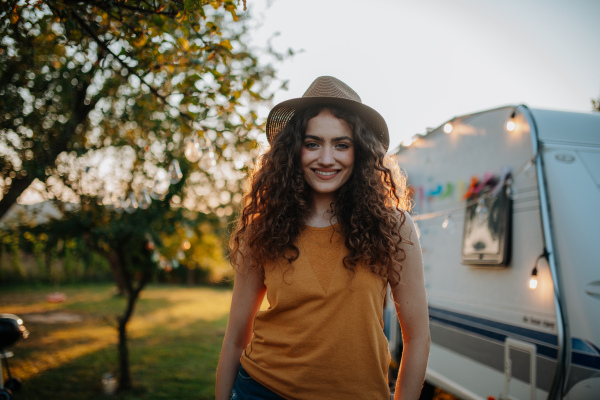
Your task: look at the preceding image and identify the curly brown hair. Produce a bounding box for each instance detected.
[230,105,413,286]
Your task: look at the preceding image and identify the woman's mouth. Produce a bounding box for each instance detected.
[314,170,337,176]
[313,169,340,179]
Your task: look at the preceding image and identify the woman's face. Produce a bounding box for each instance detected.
[301,110,355,197]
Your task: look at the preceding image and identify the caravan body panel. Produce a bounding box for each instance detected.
[528,108,600,398]
[389,106,600,399]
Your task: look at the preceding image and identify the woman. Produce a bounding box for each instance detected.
[216,76,430,400]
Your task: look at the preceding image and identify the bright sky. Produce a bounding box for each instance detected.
[248,0,600,151]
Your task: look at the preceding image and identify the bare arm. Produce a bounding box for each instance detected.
[392,212,431,400]
[215,266,266,400]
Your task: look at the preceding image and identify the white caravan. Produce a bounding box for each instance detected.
[385,105,600,400]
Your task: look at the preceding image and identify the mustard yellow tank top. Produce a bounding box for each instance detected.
[240,224,391,400]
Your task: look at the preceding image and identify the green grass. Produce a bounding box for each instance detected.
[0,283,232,399]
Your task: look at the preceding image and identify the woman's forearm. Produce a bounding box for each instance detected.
[215,341,244,400]
[394,336,431,400]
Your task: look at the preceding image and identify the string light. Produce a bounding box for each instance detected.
[441,214,456,233]
[529,267,538,289]
[506,110,517,132]
[529,249,548,290]
[506,120,516,132]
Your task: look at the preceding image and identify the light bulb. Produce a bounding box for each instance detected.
[529,266,538,289]
[443,123,453,134]
[506,120,516,132]
[441,215,455,233]
[529,277,538,290]
[442,215,451,229]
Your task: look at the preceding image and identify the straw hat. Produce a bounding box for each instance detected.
[265,76,389,150]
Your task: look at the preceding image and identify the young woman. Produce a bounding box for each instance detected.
[216,76,430,400]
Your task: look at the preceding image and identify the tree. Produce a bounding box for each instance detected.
[0,0,281,219]
[35,190,226,390]
[593,98,600,112]
[1,0,287,391]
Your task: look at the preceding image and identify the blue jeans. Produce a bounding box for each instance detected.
[231,365,286,400]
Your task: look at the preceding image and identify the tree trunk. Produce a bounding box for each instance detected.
[114,245,152,392]
[107,252,129,297]
[117,291,138,391]
[186,266,195,286]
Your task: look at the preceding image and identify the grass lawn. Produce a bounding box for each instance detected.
[0,283,232,400]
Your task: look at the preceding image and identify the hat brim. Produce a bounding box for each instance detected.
[266,97,389,150]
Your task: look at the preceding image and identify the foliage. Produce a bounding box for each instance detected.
[593,98,600,112]
[159,215,230,283]
[0,227,113,285]
[0,0,288,391]
[0,0,281,219]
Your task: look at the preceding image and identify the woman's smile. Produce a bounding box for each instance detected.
[312,169,340,178]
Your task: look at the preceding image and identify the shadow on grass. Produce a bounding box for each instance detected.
[2,284,232,400]
[12,314,229,400]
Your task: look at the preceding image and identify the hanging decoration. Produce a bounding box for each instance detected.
[124,191,138,214]
[150,179,165,201]
[138,189,152,210]
[169,159,183,184]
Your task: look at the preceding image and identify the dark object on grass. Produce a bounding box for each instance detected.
[0,314,29,399]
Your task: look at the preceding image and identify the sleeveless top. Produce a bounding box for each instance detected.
[240,224,391,400]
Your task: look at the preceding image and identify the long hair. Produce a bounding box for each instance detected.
[230,104,412,286]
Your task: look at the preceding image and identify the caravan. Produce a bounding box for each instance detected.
[385,105,600,399]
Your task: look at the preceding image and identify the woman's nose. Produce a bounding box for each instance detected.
[318,147,335,165]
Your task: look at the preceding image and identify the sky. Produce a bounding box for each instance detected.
[247,0,600,151]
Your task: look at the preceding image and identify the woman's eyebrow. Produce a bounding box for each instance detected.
[304,135,353,142]
[304,135,322,141]
[333,136,353,142]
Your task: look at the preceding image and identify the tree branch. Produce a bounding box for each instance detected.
[70,8,193,121]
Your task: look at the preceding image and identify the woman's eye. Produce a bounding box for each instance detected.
[305,142,319,149]
[335,143,350,149]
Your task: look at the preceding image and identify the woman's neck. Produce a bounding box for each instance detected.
[305,192,338,227]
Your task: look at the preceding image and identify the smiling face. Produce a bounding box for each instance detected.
[301,109,355,200]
